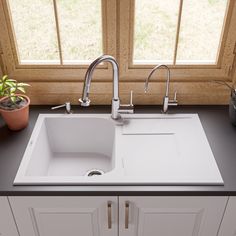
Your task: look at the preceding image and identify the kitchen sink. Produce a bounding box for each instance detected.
[14,113,223,185]
[14,114,117,184]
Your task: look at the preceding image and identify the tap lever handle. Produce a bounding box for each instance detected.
[119,90,134,114]
[130,90,133,107]
[168,91,178,106]
[51,104,66,110]
[51,102,71,114]
[173,91,177,101]
[120,90,134,107]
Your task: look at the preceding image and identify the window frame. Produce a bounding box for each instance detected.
[0,0,235,105]
[118,0,236,82]
[0,0,117,82]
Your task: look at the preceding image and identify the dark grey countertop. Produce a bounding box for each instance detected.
[0,105,236,196]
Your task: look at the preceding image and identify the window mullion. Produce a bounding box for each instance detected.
[53,0,63,65]
[173,0,184,65]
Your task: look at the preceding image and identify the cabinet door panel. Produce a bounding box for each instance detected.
[9,196,118,236]
[119,196,227,236]
[218,197,236,236]
[0,197,19,236]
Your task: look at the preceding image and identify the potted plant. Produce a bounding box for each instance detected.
[213,80,236,126]
[0,75,30,130]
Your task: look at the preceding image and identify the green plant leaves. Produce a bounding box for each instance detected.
[18,83,30,87]
[17,87,25,93]
[1,75,8,82]
[0,74,30,106]
[10,96,17,103]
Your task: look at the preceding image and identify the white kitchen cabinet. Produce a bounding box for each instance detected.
[9,196,118,236]
[0,197,19,236]
[119,196,227,236]
[9,196,228,236]
[218,197,236,236]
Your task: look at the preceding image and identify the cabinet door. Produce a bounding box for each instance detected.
[9,196,118,236]
[218,197,236,236]
[119,196,227,236]
[0,197,19,236]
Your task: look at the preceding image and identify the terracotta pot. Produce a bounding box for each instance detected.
[0,95,30,131]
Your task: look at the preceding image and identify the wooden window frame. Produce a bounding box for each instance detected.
[0,0,235,105]
[118,0,236,82]
[0,0,117,82]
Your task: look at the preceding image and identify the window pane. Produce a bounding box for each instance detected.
[176,0,228,65]
[8,0,60,64]
[133,0,179,64]
[57,0,103,64]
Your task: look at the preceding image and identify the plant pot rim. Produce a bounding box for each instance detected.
[0,94,30,113]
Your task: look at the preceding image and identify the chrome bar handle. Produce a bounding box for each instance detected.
[174,91,177,101]
[51,104,66,109]
[51,102,71,114]
[107,201,112,229]
[119,91,134,114]
[168,91,178,106]
[125,201,129,229]
[130,90,133,106]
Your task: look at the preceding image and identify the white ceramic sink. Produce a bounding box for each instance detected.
[14,113,223,185]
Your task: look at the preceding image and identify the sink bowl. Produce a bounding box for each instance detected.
[14,113,223,185]
[14,114,116,184]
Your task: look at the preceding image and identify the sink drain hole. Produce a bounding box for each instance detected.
[86,169,104,177]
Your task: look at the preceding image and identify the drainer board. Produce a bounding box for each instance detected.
[118,115,223,185]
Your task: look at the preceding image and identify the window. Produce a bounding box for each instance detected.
[176,0,228,65]
[0,0,235,104]
[119,0,235,82]
[133,0,228,65]
[8,0,103,65]
[0,0,116,81]
[133,0,180,65]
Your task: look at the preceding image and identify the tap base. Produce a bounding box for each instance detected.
[79,98,91,107]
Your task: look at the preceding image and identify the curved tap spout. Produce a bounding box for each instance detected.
[79,55,120,119]
[144,64,170,97]
[144,64,177,113]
